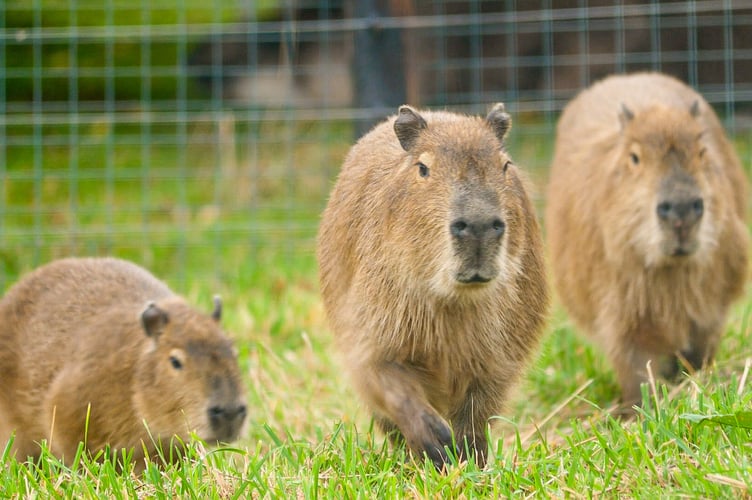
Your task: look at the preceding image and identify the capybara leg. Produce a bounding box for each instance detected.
[455,430,487,468]
[449,386,495,467]
[0,399,43,461]
[374,415,405,447]
[43,369,86,461]
[609,343,656,411]
[5,430,41,463]
[680,321,721,371]
[356,362,456,468]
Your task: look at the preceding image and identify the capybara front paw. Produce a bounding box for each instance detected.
[420,411,457,469]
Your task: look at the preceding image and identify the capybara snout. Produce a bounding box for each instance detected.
[204,372,246,442]
[451,190,505,283]
[207,403,247,442]
[204,349,247,442]
[656,166,705,256]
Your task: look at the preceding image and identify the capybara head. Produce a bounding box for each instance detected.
[132,296,246,444]
[390,103,526,296]
[606,102,717,266]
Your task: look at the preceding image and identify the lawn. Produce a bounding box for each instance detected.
[0,109,751,498]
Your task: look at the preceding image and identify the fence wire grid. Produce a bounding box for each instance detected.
[1,0,751,287]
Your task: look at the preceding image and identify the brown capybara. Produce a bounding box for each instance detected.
[0,257,246,468]
[546,72,749,409]
[317,104,549,468]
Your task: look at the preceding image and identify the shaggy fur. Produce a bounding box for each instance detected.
[318,104,549,468]
[0,257,246,468]
[546,72,749,408]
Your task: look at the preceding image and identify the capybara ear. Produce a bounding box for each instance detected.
[212,295,222,322]
[619,103,634,129]
[141,301,169,338]
[485,103,512,143]
[394,105,428,151]
[690,100,701,118]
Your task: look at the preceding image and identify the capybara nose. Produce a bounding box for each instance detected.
[656,197,704,228]
[450,217,505,241]
[208,403,246,440]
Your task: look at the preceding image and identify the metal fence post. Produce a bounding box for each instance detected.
[352,0,407,137]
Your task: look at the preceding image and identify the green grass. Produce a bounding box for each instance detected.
[1,118,752,498]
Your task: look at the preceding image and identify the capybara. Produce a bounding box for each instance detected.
[317,104,549,468]
[546,72,749,408]
[0,257,246,468]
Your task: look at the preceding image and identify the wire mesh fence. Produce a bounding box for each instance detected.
[1,0,751,288]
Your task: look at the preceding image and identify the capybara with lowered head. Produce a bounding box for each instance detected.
[546,72,749,409]
[317,104,549,468]
[0,257,246,468]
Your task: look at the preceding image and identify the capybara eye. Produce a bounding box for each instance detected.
[692,198,704,215]
[418,162,430,178]
[630,152,640,165]
[656,201,672,219]
[503,160,512,172]
[492,219,506,236]
[169,355,183,370]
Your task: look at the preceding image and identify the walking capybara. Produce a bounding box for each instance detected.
[317,104,549,467]
[0,257,247,468]
[546,72,749,408]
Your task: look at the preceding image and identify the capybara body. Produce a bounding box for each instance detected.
[318,104,549,467]
[0,257,246,466]
[546,72,749,407]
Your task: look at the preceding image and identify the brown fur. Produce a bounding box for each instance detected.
[546,72,749,408]
[317,104,549,468]
[0,257,246,468]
